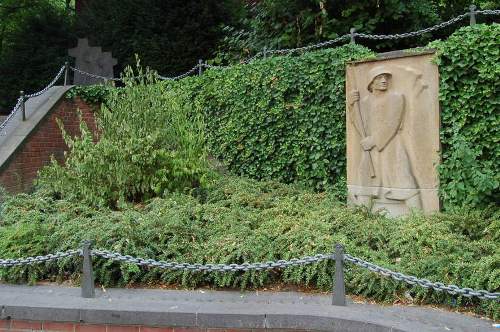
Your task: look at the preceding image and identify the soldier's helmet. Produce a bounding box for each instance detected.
[367,67,392,92]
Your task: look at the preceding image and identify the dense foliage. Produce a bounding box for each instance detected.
[217,0,499,62]
[187,43,374,192]
[38,63,212,208]
[178,25,500,209]
[69,24,499,209]
[430,24,500,209]
[75,0,240,76]
[0,0,73,114]
[0,176,498,319]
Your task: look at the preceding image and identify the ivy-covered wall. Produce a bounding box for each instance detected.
[174,44,374,193]
[72,24,499,210]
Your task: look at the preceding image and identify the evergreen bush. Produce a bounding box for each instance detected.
[38,62,212,208]
[0,176,498,319]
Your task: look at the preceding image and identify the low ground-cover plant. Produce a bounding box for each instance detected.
[37,61,212,208]
[0,176,498,319]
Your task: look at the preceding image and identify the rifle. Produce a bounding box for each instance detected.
[348,68,376,178]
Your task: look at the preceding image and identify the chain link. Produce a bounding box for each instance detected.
[356,14,470,40]
[477,9,500,15]
[25,66,66,99]
[267,35,350,56]
[70,66,122,81]
[0,66,65,134]
[0,97,23,134]
[71,64,201,82]
[92,249,333,272]
[0,250,81,267]
[158,64,201,81]
[1,247,498,301]
[344,254,500,300]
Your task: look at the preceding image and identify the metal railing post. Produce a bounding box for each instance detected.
[20,91,26,121]
[332,243,346,306]
[64,61,69,86]
[198,59,203,76]
[350,28,356,44]
[469,5,476,25]
[81,240,95,298]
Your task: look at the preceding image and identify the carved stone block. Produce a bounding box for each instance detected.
[346,51,440,217]
[68,38,117,85]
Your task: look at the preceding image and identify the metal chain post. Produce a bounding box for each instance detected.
[332,244,346,306]
[64,61,69,86]
[469,5,477,25]
[1,244,499,301]
[20,91,26,121]
[81,240,95,298]
[350,28,356,44]
[198,59,203,76]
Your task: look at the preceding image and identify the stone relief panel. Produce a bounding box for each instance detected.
[345,52,440,217]
[68,38,117,85]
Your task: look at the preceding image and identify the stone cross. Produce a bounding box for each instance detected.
[68,38,117,85]
[345,51,440,217]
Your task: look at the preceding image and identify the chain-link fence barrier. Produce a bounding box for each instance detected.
[0,249,81,267]
[1,243,498,303]
[0,65,66,135]
[2,6,498,123]
[62,8,500,83]
[92,249,333,272]
[344,254,500,300]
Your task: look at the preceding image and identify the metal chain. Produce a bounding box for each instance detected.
[200,63,231,70]
[70,66,122,81]
[0,250,81,267]
[158,64,201,81]
[344,254,500,300]
[0,97,23,134]
[1,247,498,301]
[477,9,500,15]
[92,249,333,272]
[71,64,201,82]
[25,66,66,98]
[1,66,65,134]
[65,9,500,80]
[357,13,476,40]
[267,35,351,56]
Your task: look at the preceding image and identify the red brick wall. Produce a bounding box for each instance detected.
[0,97,97,193]
[0,320,306,332]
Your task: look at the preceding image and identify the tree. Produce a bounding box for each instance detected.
[216,0,498,62]
[75,0,242,77]
[0,0,74,114]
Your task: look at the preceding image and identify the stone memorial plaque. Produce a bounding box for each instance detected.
[68,38,117,85]
[345,51,440,217]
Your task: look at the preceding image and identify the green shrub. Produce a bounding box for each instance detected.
[429,24,500,209]
[0,177,498,319]
[189,24,499,208]
[37,62,212,208]
[65,85,112,105]
[174,43,375,191]
[69,24,500,209]
[0,1,74,114]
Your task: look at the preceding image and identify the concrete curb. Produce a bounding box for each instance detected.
[0,285,496,332]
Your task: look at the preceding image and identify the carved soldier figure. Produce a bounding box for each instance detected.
[348,66,421,211]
